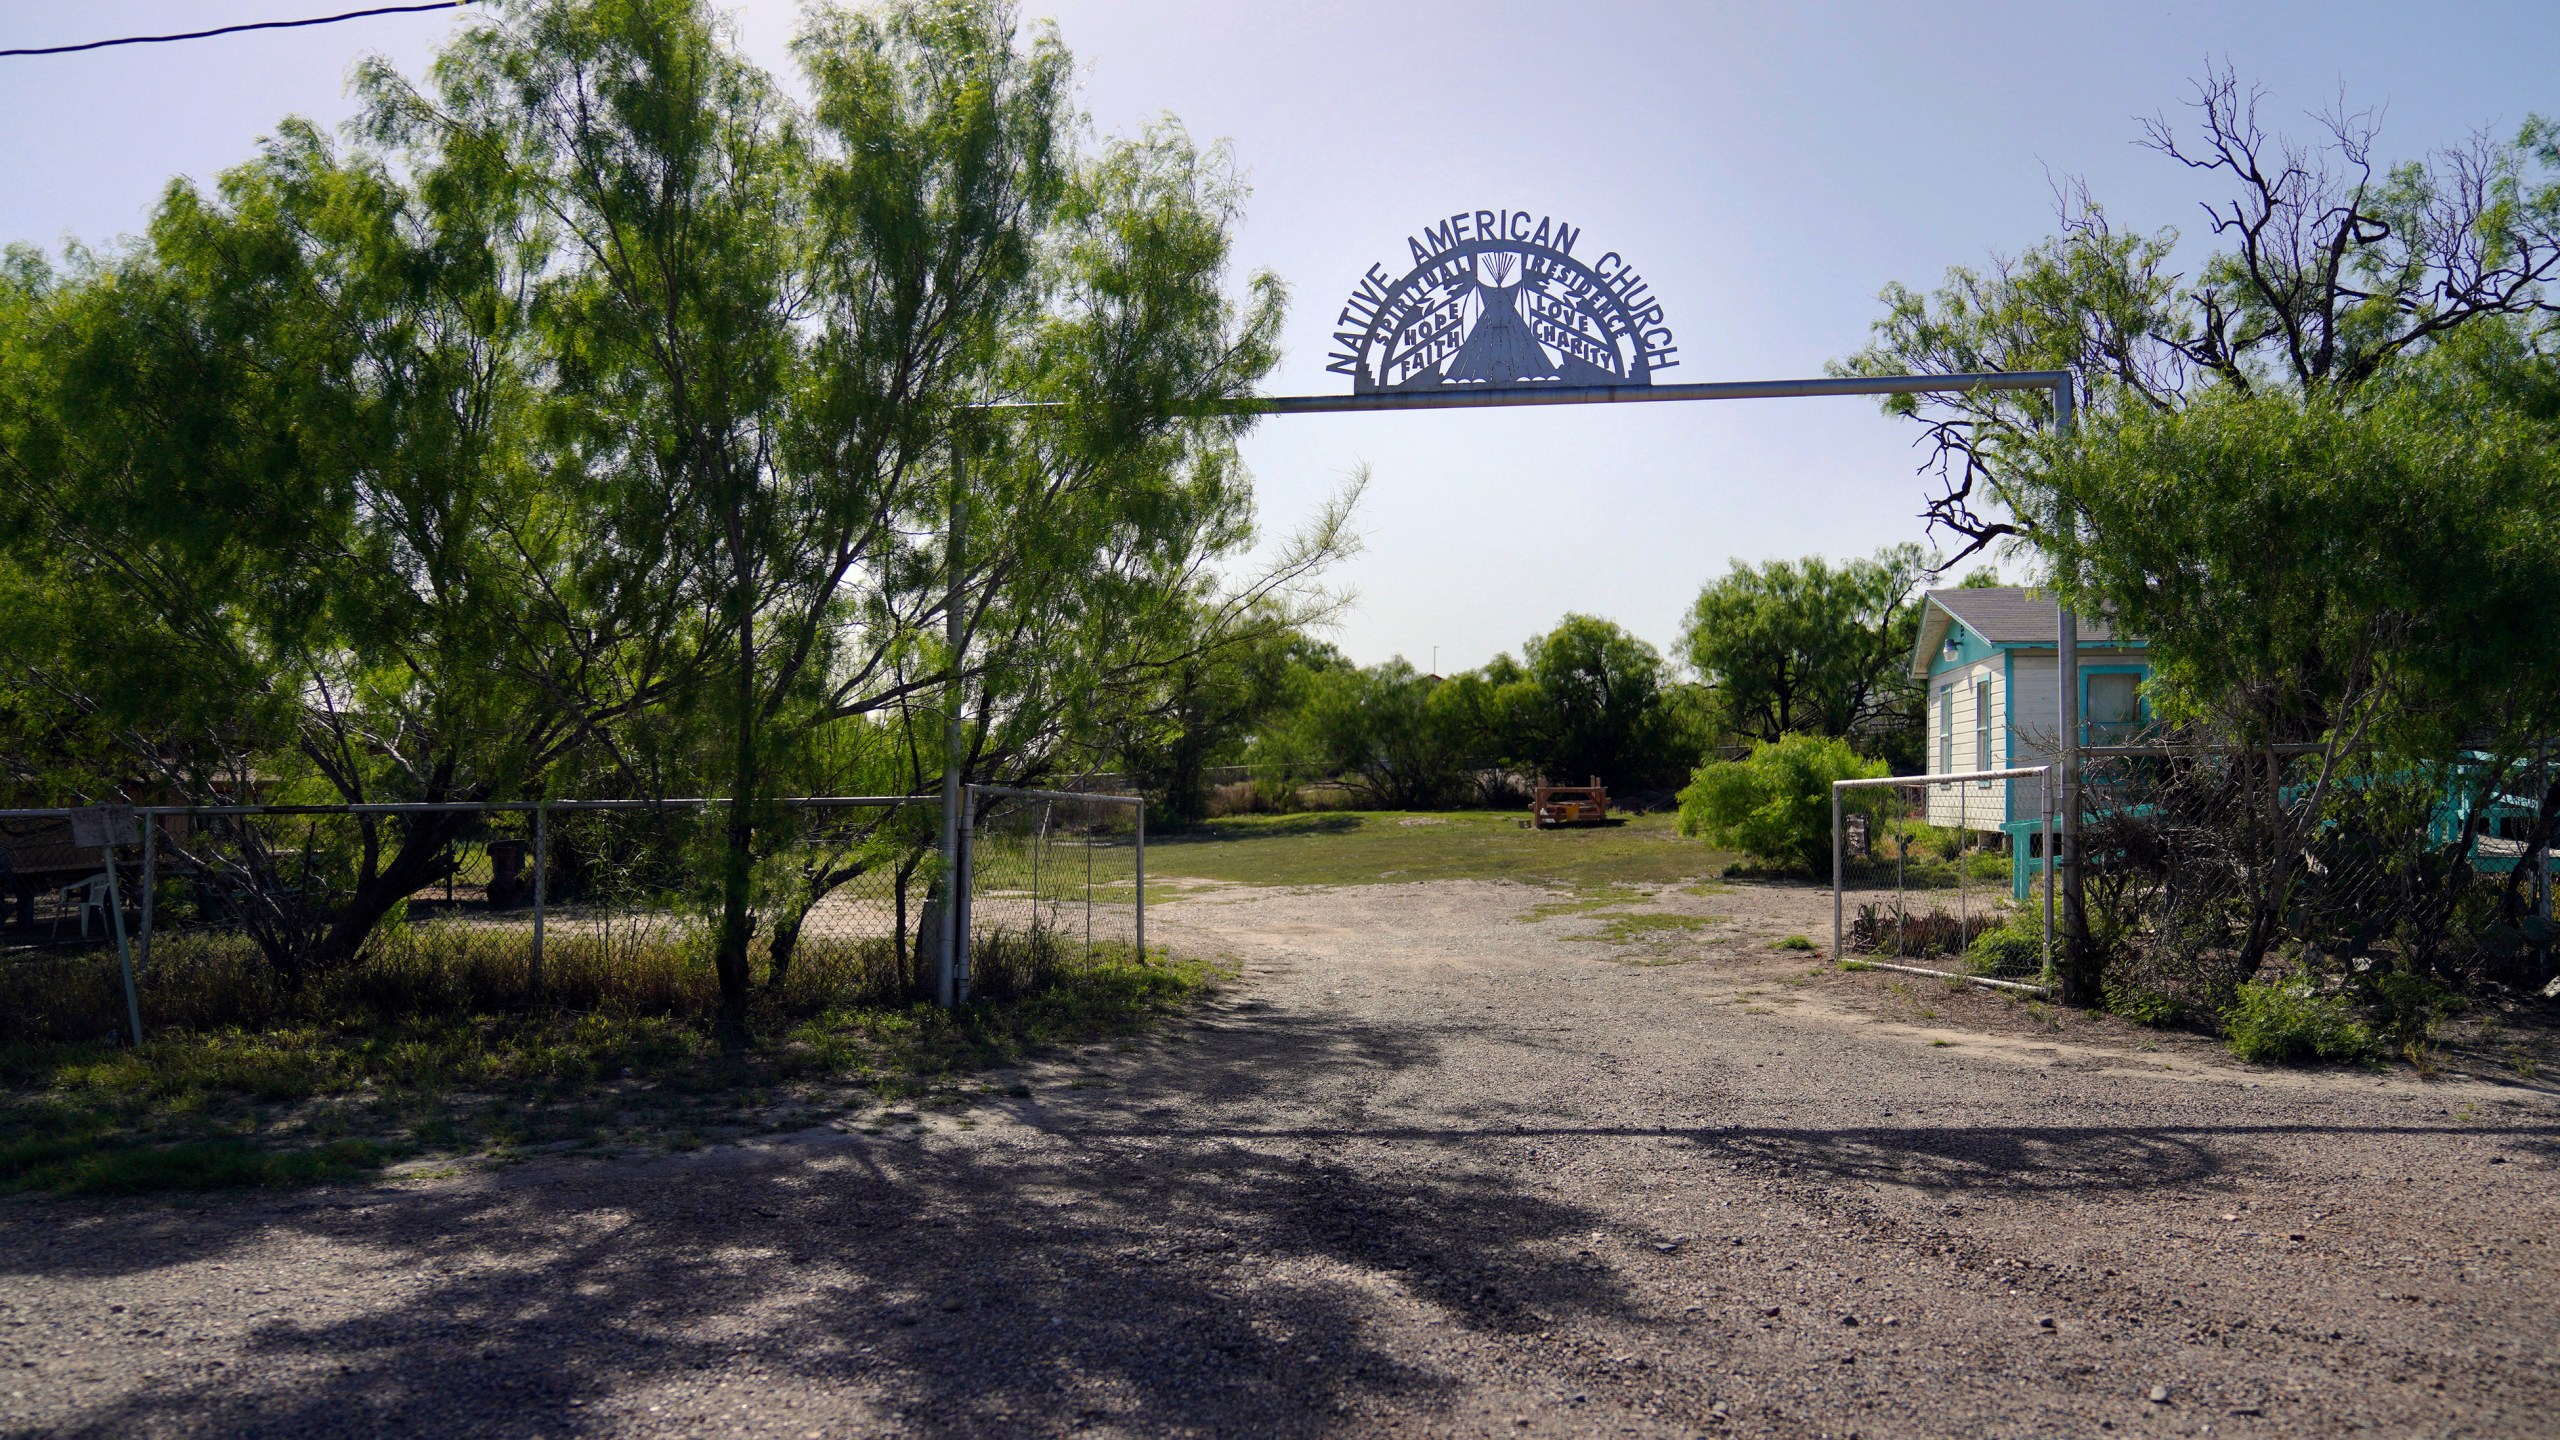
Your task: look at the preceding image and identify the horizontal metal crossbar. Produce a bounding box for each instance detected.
[964,785,1143,807]
[971,370,2072,416]
[1832,765,2052,791]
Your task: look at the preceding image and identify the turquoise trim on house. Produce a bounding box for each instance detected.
[2001,648,2016,827]
[2079,663,2150,748]
[1923,616,1999,680]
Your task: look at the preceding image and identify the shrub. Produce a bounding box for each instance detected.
[1677,734,1887,876]
[2102,980,2190,1027]
[1966,921,2045,978]
[2359,970,2462,1049]
[2221,979,2380,1065]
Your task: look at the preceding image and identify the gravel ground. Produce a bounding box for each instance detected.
[5,877,2558,1440]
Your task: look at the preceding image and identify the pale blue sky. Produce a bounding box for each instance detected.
[5,2,2554,670]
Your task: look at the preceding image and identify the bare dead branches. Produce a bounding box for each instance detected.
[1845,64,2560,560]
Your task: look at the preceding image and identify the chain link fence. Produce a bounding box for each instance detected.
[1832,767,2053,985]
[2076,743,2556,1020]
[1,790,1148,1044]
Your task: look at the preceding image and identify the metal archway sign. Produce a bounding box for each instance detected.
[1327,209,1677,393]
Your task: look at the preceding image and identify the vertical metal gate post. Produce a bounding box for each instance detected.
[98,823,142,1047]
[937,440,968,1009]
[531,801,548,999]
[1830,784,1844,960]
[2052,377,2085,987]
[1134,802,1145,962]
[2040,770,2055,978]
[955,789,976,1006]
[137,811,156,978]
[1957,779,1968,936]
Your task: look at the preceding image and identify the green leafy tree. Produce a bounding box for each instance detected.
[1111,612,1331,824]
[1680,545,1927,765]
[1483,615,1680,792]
[0,119,619,982]
[1677,734,1888,878]
[1,0,1339,1030]
[371,0,1306,1039]
[2042,378,2560,979]
[1272,659,1469,810]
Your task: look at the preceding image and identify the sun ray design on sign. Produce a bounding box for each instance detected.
[1326,210,1678,393]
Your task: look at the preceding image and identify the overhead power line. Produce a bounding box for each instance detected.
[0,1,480,59]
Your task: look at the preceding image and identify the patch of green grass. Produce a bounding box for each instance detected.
[1147,810,1730,890]
[1522,885,1654,921]
[1575,912,1712,945]
[1,1129,394,1197]
[1774,934,1817,952]
[1,948,1215,1199]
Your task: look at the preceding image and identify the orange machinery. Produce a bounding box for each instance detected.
[1528,778,1610,829]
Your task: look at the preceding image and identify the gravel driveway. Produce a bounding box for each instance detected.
[5,878,2557,1439]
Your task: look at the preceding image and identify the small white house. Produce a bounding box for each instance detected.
[1909,586,2149,840]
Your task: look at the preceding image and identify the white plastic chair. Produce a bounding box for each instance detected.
[55,872,109,938]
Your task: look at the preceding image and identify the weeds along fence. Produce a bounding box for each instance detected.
[0,792,1147,1045]
[1831,766,2053,986]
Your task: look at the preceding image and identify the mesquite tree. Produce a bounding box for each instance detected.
[0,0,1331,1030]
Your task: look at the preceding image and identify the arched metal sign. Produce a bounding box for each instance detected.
[1326,209,1678,393]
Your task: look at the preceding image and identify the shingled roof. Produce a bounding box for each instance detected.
[1909,586,2139,679]
[1928,586,2123,645]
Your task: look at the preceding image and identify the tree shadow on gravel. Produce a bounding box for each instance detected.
[1700,1123,2228,1192]
[2,1010,1643,1440]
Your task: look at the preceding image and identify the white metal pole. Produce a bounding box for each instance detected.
[955,788,976,1006]
[1831,783,1844,960]
[1134,801,1146,962]
[937,446,967,1009]
[532,802,547,1000]
[137,812,156,979]
[1958,776,1969,938]
[100,831,142,1046]
[2052,377,2084,989]
[2041,770,2055,979]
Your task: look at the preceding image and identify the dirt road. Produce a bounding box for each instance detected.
[6,879,2557,1438]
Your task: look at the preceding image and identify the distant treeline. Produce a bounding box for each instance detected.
[1118,545,1960,822]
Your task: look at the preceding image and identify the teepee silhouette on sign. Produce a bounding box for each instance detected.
[1437,251,1619,388]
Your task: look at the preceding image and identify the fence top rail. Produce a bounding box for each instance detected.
[1833,765,2052,791]
[967,784,1144,808]
[0,795,937,822]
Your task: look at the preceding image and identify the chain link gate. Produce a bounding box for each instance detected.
[957,785,1145,1005]
[1831,766,2053,988]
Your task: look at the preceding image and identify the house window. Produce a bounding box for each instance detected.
[1938,685,1954,773]
[2088,671,2143,744]
[1974,679,1993,784]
